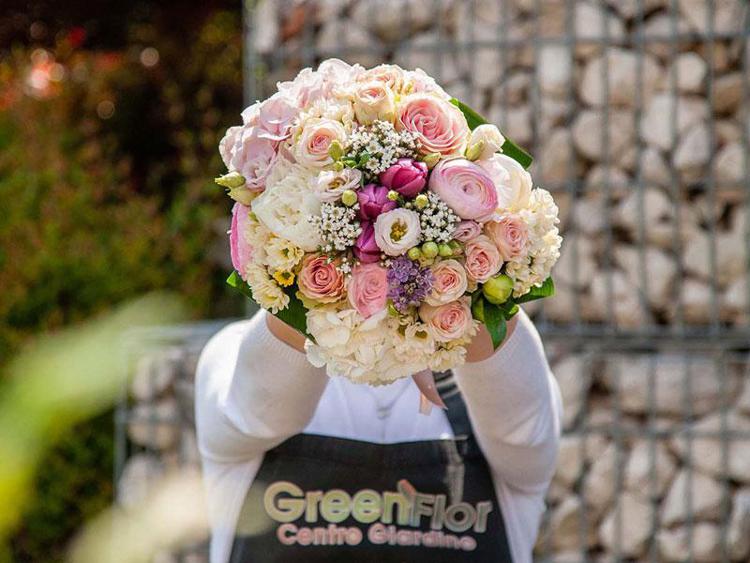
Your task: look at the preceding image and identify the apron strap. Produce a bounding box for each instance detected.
[433,370,474,440]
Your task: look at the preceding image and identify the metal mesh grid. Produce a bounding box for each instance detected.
[115,1,750,562]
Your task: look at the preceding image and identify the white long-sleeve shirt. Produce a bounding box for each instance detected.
[195,309,562,563]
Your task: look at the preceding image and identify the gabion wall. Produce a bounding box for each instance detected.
[118,1,750,562]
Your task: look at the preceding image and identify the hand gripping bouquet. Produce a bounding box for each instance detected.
[218,59,562,409]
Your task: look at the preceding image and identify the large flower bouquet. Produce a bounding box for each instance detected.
[218,59,561,402]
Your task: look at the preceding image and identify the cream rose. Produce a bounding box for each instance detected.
[293,117,347,168]
[419,297,474,342]
[352,81,396,124]
[426,259,468,305]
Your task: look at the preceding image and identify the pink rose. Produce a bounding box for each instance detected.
[464,235,503,282]
[452,220,482,242]
[293,118,347,168]
[429,158,498,222]
[351,81,396,124]
[357,64,407,93]
[354,223,381,264]
[348,263,388,318]
[379,158,428,198]
[357,184,397,221]
[426,259,468,306]
[298,254,346,304]
[397,93,469,157]
[229,127,278,192]
[256,93,298,142]
[486,214,529,261]
[229,203,254,280]
[419,297,474,342]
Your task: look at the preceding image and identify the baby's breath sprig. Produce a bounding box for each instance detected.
[310,201,362,253]
[344,120,420,179]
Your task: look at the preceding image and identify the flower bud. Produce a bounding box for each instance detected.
[471,297,485,322]
[482,274,514,305]
[215,171,246,189]
[438,243,453,257]
[421,241,439,259]
[328,140,344,161]
[414,193,429,209]
[423,152,441,169]
[407,247,422,260]
[387,303,400,317]
[341,189,358,207]
[333,161,345,172]
[465,140,485,161]
[448,240,463,253]
[387,190,400,201]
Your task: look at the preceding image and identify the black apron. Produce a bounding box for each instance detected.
[228,371,513,562]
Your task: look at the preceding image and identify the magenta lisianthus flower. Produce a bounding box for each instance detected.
[357,183,397,221]
[379,158,428,198]
[354,222,381,263]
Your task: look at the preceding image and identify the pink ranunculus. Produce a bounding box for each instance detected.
[429,158,498,222]
[397,93,470,157]
[452,220,482,242]
[298,254,346,304]
[354,222,381,263]
[229,203,254,280]
[219,125,242,169]
[256,93,298,142]
[357,184,397,221]
[419,297,474,342]
[486,214,529,262]
[348,263,389,318]
[426,259,468,306]
[464,235,503,283]
[229,127,278,192]
[379,158,428,198]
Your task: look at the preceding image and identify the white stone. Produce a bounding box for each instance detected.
[574,2,626,57]
[579,48,662,108]
[670,411,750,483]
[685,229,747,287]
[614,245,676,309]
[583,443,620,516]
[715,142,745,185]
[737,378,750,416]
[640,94,708,151]
[548,496,597,552]
[393,31,460,84]
[351,0,448,41]
[674,52,707,93]
[317,20,382,68]
[669,278,713,324]
[716,119,743,145]
[573,196,607,236]
[538,45,572,98]
[584,165,631,194]
[602,353,740,417]
[539,128,575,184]
[722,277,747,323]
[492,105,532,147]
[713,72,744,114]
[679,0,747,35]
[253,0,278,55]
[588,270,651,327]
[643,13,692,60]
[554,234,596,290]
[661,469,723,526]
[658,523,722,562]
[598,492,653,558]
[128,397,181,450]
[554,354,594,430]
[497,72,530,105]
[673,121,710,173]
[624,440,677,499]
[573,110,635,162]
[117,454,164,509]
[641,147,672,188]
[605,0,666,19]
[613,187,694,250]
[131,348,183,401]
[728,488,750,561]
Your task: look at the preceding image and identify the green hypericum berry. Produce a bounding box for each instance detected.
[414,193,429,209]
[341,189,358,207]
[407,247,422,260]
[482,274,514,305]
[438,243,453,257]
[387,190,400,201]
[421,241,439,259]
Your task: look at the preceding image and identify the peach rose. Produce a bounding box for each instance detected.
[397,93,469,157]
[298,254,346,303]
[348,263,388,318]
[352,81,396,124]
[426,259,468,306]
[464,235,503,283]
[486,214,529,261]
[293,118,347,168]
[419,297,474,342]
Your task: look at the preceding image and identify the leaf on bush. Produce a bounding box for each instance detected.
[515,277,556,304]
[482,300,508,350]
[449,98,533,169]
[226,271,312,339]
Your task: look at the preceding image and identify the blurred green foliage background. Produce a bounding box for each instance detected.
[1,2,243,559]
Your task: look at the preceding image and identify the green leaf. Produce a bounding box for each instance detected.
[449,97,534,169]
[515,277,556,304]
[500,301,520,320]
[226,271,312,339]
[483,301,508,350]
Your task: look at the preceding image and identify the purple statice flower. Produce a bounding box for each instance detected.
[386,256,434,313]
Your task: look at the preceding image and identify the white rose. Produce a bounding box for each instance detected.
[469,124,506,160]
[351,81,396,124]
[313,168,362,202]
[374,209,422,256]
[251,158,322,251]
[477,154,532,212]
[293,117,347,169]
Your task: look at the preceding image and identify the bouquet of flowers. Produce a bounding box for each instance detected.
[218,59,561,405]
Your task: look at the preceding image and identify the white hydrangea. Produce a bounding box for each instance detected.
[251,157,322,252]
[504,188,562,297]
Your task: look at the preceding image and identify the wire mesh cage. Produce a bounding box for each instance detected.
[116,1,750,561]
